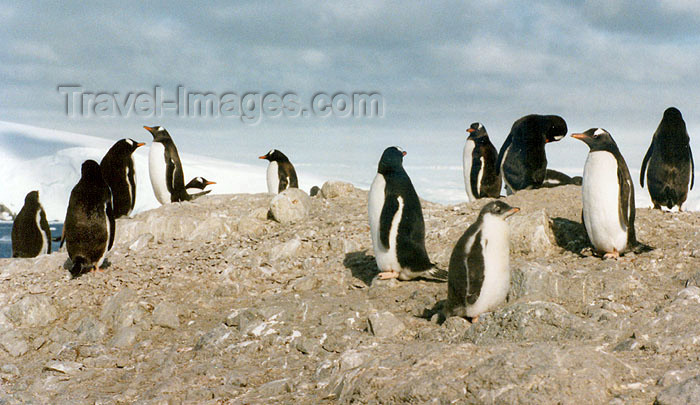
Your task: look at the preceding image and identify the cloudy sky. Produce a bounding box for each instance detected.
[2,0,700,177]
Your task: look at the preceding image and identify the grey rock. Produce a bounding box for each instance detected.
[237,216,266,237]
[659,369,700,388]
[656,375,700,405]
[225,309,261,334]
[269,188,311,224]
[0,331,29,357]
[128,233,154,251]
[269,238,301,261]
[256,378,292,396]
[100,289,147,331]
[442,316,470,333]
[44,361,84,375]
[463,301,599,345]
[339,349,371,371]
[75,316,107,343]
[7,295,58,327]
[296,338,318,355]
[152,302,180,329]
[109,326,139,348]
[1,363,19,375]
[637,287,700,354]
[195,325,233,350]
[321,181,355,199]
[508,209,557,256]
[367,311,405,338]
[292,276,318,292]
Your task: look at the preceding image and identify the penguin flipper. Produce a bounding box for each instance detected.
[188,190,212,200]
[640,143,653,188]
[496,133,512,173]
[470,152,483,198]
[466,231,485,305]
[617,160,636,245]
[378,194,399,250]
[106,200,115,251]
[278,175,289,193]
[690,146,695,190]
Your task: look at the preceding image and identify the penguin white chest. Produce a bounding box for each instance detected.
[466,215,511,317]
[368,174,402,272]
[149,142,170,205]
[582,151,628,253]
[35,210,47,255]
[266,161,279,194]
[463,140,476,202]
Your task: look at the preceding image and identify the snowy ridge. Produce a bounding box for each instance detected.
[0,121,326,221]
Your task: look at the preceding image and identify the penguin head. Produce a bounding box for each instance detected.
[480,200,519,220]
[377,146,406,174]
[24,190,40,206]
[81,159,104,181]
[663,107,682,121]
[543,115,567,143]
[144,126,171,143]
[185,177,216,190]
[467,122,489,142]
[258,149,289,162]
[115,138,146,153]
[572,128,618,152]
[658,107,688,141]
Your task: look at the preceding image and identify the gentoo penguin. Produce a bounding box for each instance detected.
[444,201,519,322]
[543,169,583,188]
[62,160,115,277]
[640,107,695,210]
[463,122,501,202]
[145,126,191,204]
[497,114,567,194]
[11,190,51,258]
[368,147,447,281]
[258,149,298,194]
[573,128,643,259]
[185,177,216,190]
[100,138,144,218]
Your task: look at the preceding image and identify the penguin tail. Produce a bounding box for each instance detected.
[422,266,448,282]
[70,257,86,278]
[630,241,653,255]
[188,190,212,200]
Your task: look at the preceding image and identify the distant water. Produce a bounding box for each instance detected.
[0,222,63,258]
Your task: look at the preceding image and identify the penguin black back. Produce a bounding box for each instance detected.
[640,107,695,210]
[378,147,433,272]
[11,190,51,257]
[100,138,144,217]
[259,149,298,193]
[185,177,216,190]
[497,114,567,193]
[63,160,115,277]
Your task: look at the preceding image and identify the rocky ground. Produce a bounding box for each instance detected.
[1,182,700,404]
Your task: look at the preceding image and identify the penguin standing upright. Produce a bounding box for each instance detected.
[259,149,298,194]
[573,128,645,259]
[368,147,447,281]
[640,107,695,210]
[444,201,519,322]
[185,177,216,190]
[497,114,567,194]
[100,138,144,217]
[62,160,115,277]
[145,126,193,204]
[463,122,501,202]
[11,190,51,258]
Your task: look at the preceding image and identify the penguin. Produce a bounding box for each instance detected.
[185,177,216,190]
[443,200,519,322]
[258,149,298,194]
[640,107,695,211]
[368,146,447,281]
[463,122,501,202]
[100,138,145,218]
[145,126,193,204]
[61,160,115,277]
[573,128,645,259]
[542,169,583,188]
[11,190,51,258]
[497,115,567,194]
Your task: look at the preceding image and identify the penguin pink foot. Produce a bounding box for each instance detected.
[471,316,480,324]
[603,250,620,260]
[378,270,400,280]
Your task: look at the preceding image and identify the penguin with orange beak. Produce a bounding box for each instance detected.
[100,138,145,217]
[185,177,216,191]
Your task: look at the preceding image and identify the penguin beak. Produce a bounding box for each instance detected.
[505,207,520,218]
[205,181,216,185]
[466,128,475,133]
[143,126,153,132]
[571,133,587,141]
[402,151,407,157]
[136,142,145,148]
[258,155,267,159]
